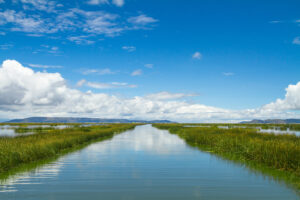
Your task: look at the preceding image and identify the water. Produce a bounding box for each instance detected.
[0,125,298,199]
[215,125,300,136]
[0,125,74,137]
[0,128,33,137]
[258,128,300,136]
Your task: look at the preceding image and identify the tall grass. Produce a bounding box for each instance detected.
[181,123,300,131]
[0,124,136,173]
[153,124,300,189]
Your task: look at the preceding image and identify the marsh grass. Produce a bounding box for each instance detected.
[182,123,300,131]
[0,124,136,174]
[153,124,300,190]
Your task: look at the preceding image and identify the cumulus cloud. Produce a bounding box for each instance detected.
[0,60,66,106]
[131,69,142,76]
[1,59,300,122]
[262,82,300,111]
[192,52,202,59]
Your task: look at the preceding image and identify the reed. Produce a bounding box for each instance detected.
[0,124,136,173]
[153,124,300,189]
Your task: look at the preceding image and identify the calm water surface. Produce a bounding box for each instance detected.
[258,128,300,136]
[0,125,299,200]
[0,125,74,137]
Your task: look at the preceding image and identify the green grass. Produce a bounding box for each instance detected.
[0,124,137,174]
[181,123,300,131]
[153,124,300,190]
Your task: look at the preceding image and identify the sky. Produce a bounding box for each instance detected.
[0,0,300,122]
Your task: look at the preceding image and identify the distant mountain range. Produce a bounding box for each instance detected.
[240,119,300,124]
[5,117,173,124]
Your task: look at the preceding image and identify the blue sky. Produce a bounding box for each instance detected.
[0,0,300,122]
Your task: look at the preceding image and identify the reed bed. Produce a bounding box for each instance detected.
[0,124,136,173]
[153,124,300,188]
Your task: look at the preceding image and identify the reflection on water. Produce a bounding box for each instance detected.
[0,162,64,193]
[258,128,300,136]
[0,124,75,137]
[0,125,298,200]
[0,128,33,137]
[214,125,300,136]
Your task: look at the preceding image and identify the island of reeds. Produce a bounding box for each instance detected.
[153,124,300,190]
[0,124,137,174]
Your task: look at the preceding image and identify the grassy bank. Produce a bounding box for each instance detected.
[0,124,136,173]
[153,124,300,189]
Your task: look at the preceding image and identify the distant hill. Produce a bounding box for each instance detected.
[240,119,300,124]
[5,117,173,124]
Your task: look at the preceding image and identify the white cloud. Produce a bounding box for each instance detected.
[28,63,63,69]
[87,0,108,5]
[0,44,13,50]
[122,46,136,52]
[27,33,44,37]
[80,11,122,36]
[262,82,300,111]
[68,36,95,45]
[131,69,142,76]
[87,0,124,7]
[82,68,116,75]
[0,60,66,106]
[20,0,57,13]
[269,20,282,24]
[192,52,202,59]
[144,64,153,68]
[293,37,300,45]
[0,10,50,33]
[86,81,137,89]
[0,6,158,43]
[127,14,158,29]
[33,45,60,54]
[112,0,124,7]
[128,15,158,25]
[223,72,234,76]
[76,79,86,87]
[145,91,198,101]
[1,60,300,122]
